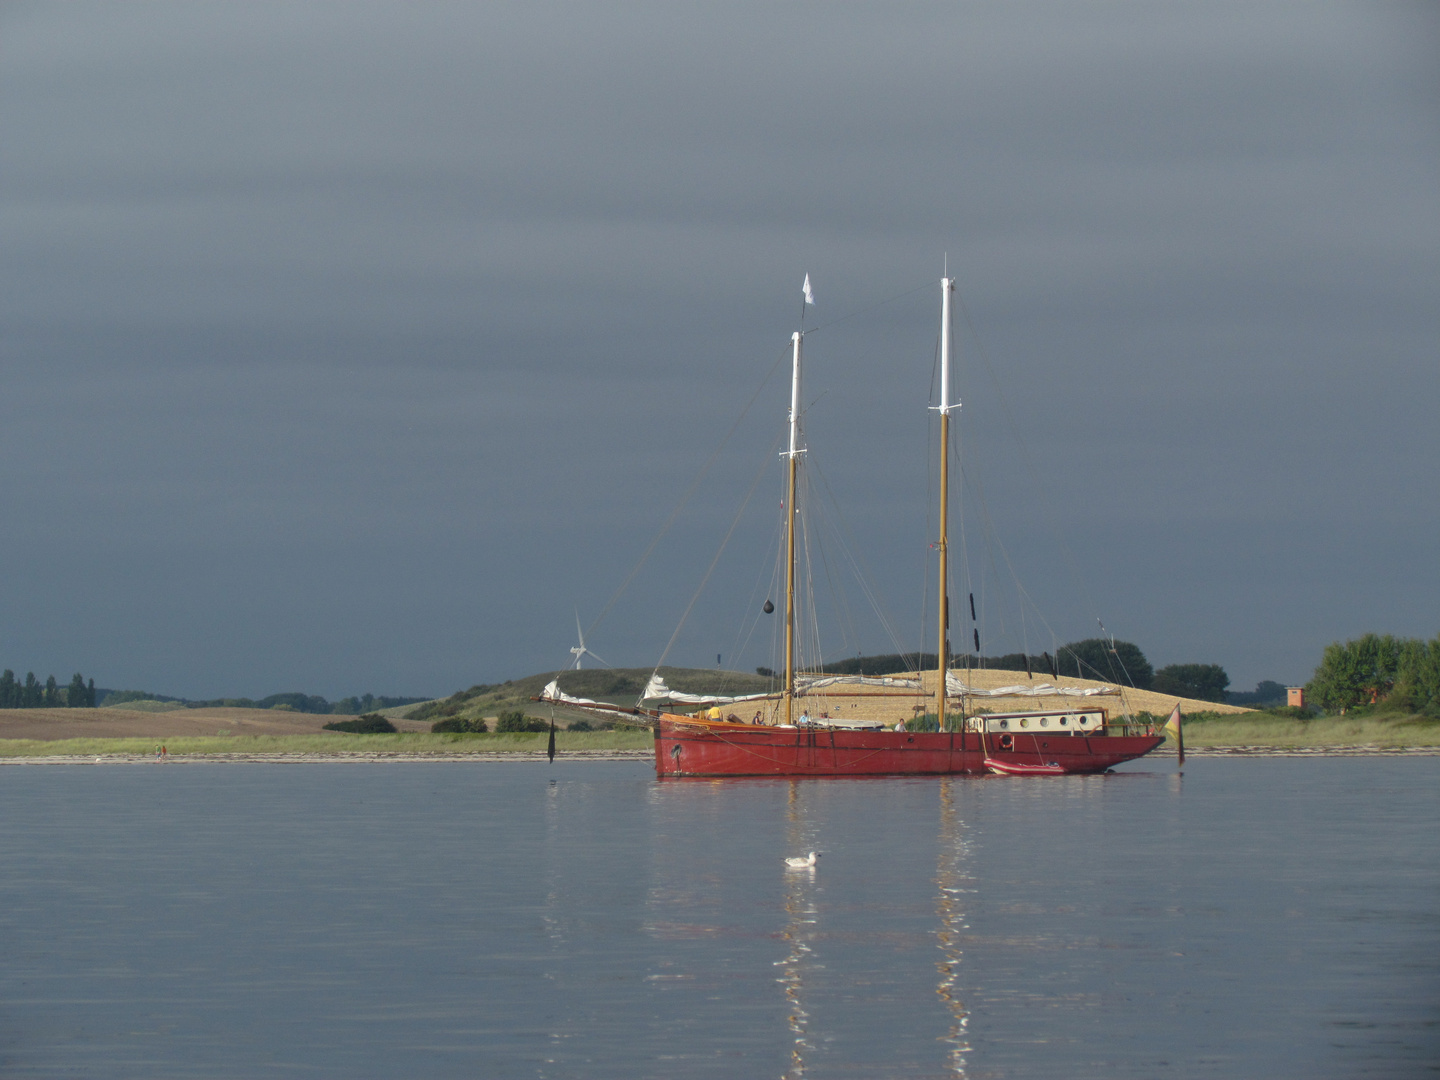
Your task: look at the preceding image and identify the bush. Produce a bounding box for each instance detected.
[1152,663,1230,703]
[1262,705,1316,720]
[431,717,487,733]
[494,709,549,733]
[405,684,500,722]
[1058,639,1154,688]
[567,719,614,732]
[1228,680,1287,707]
[323,713,397,734]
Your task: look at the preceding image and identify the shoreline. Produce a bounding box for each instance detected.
[3,746,1437,765]
[0,749,656,765]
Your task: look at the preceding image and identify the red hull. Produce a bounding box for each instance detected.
[654,716,1163,778]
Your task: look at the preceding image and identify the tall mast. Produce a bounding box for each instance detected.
[784,331,803,726]
[936,278,956,730]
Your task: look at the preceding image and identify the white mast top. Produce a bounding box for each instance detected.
[937,278,957,415]
[786,331,805,458]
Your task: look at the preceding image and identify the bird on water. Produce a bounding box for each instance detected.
[785,852,820,869]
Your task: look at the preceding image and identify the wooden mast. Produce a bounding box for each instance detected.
[936,278,955,730]
[784,330,803,726]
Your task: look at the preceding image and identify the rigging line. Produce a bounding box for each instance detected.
[958,461,1010,646]
[922,326,942,676]
[802,280,934,338]
[807,455,912,661]
[950,284,1107,628]
[963,463,1052,660]
[798,471,822,674]
[1097,618,1140,691]
[726,496,788,682]
[648,428,781,682]
[799,460,859,660]
[584,341,791,644]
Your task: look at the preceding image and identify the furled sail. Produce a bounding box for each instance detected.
[945,673,1120,698]
[641,675,772,705]
[640,672,921,703]
[540,679,607,706]
[795,674,922,691]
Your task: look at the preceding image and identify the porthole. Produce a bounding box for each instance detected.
[1059,717,1068,725]
[999,719,1009,730]
[1039,717,1048,728]
[1019,718,1029,728]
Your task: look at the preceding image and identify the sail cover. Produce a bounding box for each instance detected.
[795,674,921,691]
[946,673,1120,698]
[640,675,772,705]
[540,679,608,706]
[640,672,922,703]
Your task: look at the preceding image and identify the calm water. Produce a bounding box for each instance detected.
[0,757,1436,1078]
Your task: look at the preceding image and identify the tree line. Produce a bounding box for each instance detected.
[1308,633,1440,714]
[812,640,1234,703]
[0,671,97,708]
[0,676,425,714]
[177,692,425,715]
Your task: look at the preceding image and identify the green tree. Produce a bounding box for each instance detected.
[67,673,86,708]
[1308,633,1405,712]
[495,709,548,733]
[431,716,488,733]
[1152,663,1231,703]
[1390,636,1440,715]
[323,713,397,734]
[1058,639,1153,688]
[0,670,15,709]
[23,672,40,707]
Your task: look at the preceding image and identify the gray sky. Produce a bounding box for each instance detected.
[2,2,1436,699]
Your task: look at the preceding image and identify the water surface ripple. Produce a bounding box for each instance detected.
[1,758,1435,1077]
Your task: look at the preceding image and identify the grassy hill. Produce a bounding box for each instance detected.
[404,667,776,726]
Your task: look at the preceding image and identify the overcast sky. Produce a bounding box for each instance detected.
[2,2,1436,700]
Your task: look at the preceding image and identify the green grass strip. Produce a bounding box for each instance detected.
[1168,712,1440,748]
[0,730,656,757]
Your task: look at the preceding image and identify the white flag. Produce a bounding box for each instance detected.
[802,273,815,305]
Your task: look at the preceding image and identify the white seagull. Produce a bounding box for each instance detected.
[785,851,820,869]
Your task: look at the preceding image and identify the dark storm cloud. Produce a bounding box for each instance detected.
[1,2,1435,696]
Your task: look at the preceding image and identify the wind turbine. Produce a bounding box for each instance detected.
[569,611,609,670]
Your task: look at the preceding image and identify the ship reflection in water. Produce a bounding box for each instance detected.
[1,759,1434,1078]
[776,776,971,1079]
[934,778,971,1076]
[779,782,820,1077]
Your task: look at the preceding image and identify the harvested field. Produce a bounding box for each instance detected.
[0,706,434,741]
[713,668,1253,727]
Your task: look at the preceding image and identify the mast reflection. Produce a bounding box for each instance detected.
[779,780,818,1078]
[935,777,971,1076]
